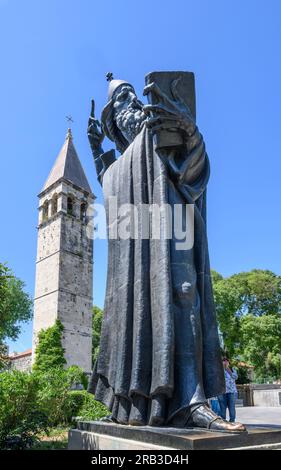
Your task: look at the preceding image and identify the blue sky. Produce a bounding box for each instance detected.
[1,0,281,352]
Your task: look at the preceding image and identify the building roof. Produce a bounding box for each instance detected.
[42,129,92,193]
[9,348,32,360]
[238,361,255,369]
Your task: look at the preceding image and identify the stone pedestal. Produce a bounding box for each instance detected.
[68,421,281,450]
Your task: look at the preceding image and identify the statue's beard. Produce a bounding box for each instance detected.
[115,102,146,143]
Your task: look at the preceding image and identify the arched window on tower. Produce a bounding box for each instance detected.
[52,194,58,216]
[80,202,87,223]
[42,200,49,222]
[67,196,74,216]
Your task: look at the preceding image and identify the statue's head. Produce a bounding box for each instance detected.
[101,77,146,153]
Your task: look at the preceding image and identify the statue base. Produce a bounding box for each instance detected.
[68,421,281,450]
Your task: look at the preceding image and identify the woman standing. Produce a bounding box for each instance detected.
[218,358,238,422]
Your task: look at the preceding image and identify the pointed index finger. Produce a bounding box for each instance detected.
[90,99,95,118]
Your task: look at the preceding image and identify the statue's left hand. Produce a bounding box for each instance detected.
[143,79,196,139]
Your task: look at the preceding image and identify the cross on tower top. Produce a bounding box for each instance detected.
[66,115,74,124]
[106,72,114,82]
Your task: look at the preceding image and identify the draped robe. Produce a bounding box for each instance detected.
[88,126,225,425]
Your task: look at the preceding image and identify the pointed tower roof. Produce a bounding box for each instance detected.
[42,129,92,193]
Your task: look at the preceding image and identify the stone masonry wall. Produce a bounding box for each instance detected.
[32,179,93,373]
[9,355,32,373]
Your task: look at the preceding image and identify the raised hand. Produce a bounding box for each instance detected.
[87,99,105,152]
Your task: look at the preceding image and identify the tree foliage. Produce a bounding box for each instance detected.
[35,366,87,426]
[33,320,66,373]
[0,371,48,449]
[67,390,108,421]
[212,269,281,357]
[0,367,106,448]
[92,305,103,364]
[239,314,281,380]
[0,262,32,344]
[242,270,281,316]
[212,269,281,380]
[212,270,245,356]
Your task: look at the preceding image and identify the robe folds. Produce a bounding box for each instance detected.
[88,126,225,425]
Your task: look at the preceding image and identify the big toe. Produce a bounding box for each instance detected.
[211,419,246,433]
[229,421,247,432]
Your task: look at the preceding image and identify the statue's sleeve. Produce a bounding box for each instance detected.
[167,127,210,201]
[94,149,116,185]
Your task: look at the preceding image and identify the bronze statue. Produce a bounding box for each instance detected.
[87,72,246,433]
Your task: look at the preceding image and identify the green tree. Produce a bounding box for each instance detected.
[239,314,281,380]
[0,262,32,349]
[211,270,245,356]
[212,269,281,357]
[92,306,103,364]
[33,320,66,373]
[242,270,281,316]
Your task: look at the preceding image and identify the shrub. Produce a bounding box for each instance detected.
[35,368,70,426]
[0,368,100,449]
[0,371,48,449]
[35,366,89,426]
[67,365,88,390]
[66,390,109,422]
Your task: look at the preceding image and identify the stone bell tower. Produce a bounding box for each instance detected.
[32,129,94,373]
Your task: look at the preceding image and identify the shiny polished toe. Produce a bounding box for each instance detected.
[210,419,247,433]
[185,404,247,433]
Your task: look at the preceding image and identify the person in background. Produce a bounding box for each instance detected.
[218,357,238,422]
[209,397,221,415]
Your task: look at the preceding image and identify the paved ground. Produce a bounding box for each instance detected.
[225,407,281,449]
[235,407,281,428]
